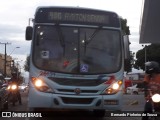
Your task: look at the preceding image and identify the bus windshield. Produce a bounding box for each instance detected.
[33,25,121,74]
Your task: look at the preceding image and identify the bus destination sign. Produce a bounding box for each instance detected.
[48,12,107,24]
[35,7,120,27]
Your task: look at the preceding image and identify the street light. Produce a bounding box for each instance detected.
[9,47,20,56]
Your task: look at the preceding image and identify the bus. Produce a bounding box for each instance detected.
[25,6,130,116]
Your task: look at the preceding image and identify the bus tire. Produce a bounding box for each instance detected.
[93,109,106,117]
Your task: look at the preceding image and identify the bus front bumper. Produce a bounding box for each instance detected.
[28,88,122,111]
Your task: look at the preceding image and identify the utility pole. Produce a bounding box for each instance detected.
[0,42,11,77]
[16,60,23,81]
[142,45,147,72]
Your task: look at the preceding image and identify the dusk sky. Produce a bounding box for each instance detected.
[0,0,144,73]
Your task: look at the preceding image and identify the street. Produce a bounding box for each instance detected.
[0,90,148,120]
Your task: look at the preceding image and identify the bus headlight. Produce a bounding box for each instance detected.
[31,77,54,93]
[101,80,123,95]
[35,79,43,87]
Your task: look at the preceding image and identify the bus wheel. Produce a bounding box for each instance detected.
[93,109,106,117]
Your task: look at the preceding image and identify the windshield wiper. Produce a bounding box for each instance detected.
[55,24,65,56]
[84,26,102,53]
[86,26,102,44]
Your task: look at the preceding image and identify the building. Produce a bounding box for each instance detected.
[0,53,12,77]
[140,0,160,43]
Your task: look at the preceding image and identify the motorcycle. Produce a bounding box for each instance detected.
[142,89,160,120]
[7,84,19,106]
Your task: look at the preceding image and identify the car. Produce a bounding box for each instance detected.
[0,80,8,110]
[18,83,28,92]
[126,84,139,94]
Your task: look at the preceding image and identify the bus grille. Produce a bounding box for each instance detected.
[57,89,98,94]
[48,77,105,86]
[61,97,93,104]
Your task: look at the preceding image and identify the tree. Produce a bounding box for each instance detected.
[24,55,30,72]
[123,51,135,73]
[120,18,130,35]
[134,44,160,70]
[120,18,133,73]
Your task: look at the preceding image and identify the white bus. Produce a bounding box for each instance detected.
[26,6,130,116]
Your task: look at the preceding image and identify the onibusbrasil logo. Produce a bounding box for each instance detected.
[1,112,42,118]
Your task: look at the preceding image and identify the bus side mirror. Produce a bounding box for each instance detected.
[123,35,130,60]
[25,26,33,40]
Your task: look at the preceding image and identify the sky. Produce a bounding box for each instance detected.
[0,0,144,74]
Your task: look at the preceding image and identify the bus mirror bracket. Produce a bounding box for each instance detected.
[25,26,33,40]
[123,35,130,60]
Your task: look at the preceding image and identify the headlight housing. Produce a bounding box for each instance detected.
[101,80,123,95]
[31,77,54,93]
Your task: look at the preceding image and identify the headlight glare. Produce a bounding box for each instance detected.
[7,85,17,90]
[35,79,43,87]
[102,80,123,95]
[7,85,11,90]
[11,85,17,90]
[31,77,54,93]
[152,94,160,103]
[112,83,119,90]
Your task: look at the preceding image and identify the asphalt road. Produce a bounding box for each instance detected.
[1,91,147,120]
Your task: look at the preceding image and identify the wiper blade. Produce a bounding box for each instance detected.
[86,26,102,45]
[84,26,102,54]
